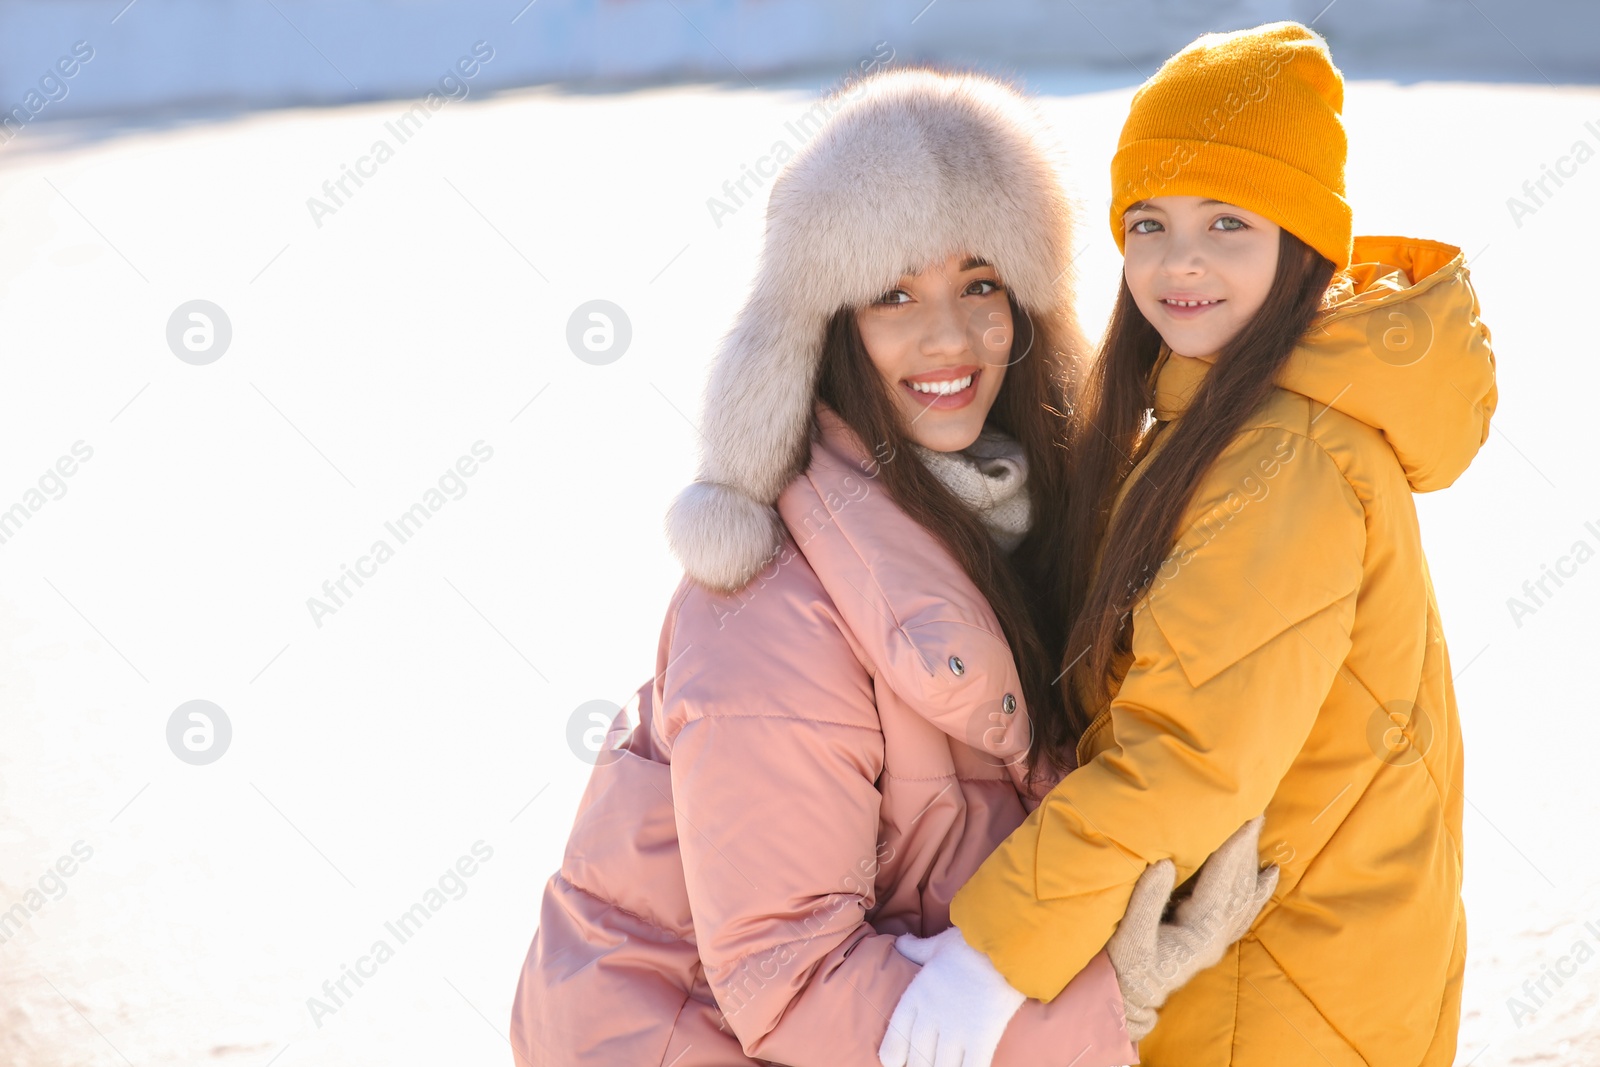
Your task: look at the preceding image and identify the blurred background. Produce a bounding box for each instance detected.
[0,1,1596,1064]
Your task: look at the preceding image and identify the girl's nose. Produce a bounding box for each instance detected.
[1162,231,1206,274]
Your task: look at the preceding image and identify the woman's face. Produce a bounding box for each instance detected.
[1121,195,1280,361]
[854,251,1013,452]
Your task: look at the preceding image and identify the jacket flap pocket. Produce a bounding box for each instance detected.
[1144,521,1356,690]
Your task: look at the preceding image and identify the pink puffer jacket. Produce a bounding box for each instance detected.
[510,401,1135,1066]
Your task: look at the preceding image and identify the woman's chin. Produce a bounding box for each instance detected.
[902,409,990,453]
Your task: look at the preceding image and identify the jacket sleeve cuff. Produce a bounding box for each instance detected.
[991,948,1138,1066]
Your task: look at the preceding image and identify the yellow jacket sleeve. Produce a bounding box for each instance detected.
[949,425,1366,1002]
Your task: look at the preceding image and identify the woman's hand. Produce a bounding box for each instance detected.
[877,924,1026,1067]
[1107,814,1280,1042]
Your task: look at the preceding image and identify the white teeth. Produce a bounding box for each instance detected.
[909,373,974,395]
[1164,298,1218,307]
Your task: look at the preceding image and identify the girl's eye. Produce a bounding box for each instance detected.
[1129,218,1162,234]
[1213,215,1247,231]
[873,289,911,306]
[966,278,1002,296]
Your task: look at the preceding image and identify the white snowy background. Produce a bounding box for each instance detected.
[0,1,1596,1065]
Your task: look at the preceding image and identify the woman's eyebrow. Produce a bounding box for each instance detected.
[899,256,993,276]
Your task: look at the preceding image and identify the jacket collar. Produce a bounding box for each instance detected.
[1152,343,1207,422]
[1149,236,1496,492]
[775,401,1033,772]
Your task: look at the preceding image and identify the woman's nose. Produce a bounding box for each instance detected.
[919,294,970,356]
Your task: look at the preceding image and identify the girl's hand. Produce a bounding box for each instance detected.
[877,924,1026,1067]
[1106,814,1280,1042]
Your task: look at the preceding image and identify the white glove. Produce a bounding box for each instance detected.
[877,924,1026,1067]
[1106,814,1280,1042]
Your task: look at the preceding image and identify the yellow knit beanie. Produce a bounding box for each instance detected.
[1108,21,1352,270]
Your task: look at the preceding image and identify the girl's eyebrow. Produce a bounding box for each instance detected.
[1126,198,1239,213]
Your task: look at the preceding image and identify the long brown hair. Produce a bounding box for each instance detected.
[1034,227,1339,773]
[816,291,1079,789]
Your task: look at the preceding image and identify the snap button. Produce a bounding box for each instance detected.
[948,655,964,676]
[1002,693,1016,715]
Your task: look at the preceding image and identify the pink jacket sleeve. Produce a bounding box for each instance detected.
[662,589,1135,1066]
[668,715,1134,1066]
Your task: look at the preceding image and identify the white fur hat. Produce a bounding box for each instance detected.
[664,65,1083,593]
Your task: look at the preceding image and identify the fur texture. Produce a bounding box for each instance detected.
[665,65,1083,593]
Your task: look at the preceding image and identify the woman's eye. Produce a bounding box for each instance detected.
[1213,215,1247,231]
[1129,218,1162,234]
[874,289,910,305]
[966,279,1002,296]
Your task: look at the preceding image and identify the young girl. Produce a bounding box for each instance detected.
[883,22,1498,1067]
[508,66,1277,1066]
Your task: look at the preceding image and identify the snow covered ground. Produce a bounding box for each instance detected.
[1,64,1597,1067]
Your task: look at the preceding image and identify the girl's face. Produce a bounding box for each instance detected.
[855,251,1013,452]
[1121,195,1280,361]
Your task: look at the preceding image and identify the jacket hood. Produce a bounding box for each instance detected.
[1155,236,1497,491]
[664,66,1086,594]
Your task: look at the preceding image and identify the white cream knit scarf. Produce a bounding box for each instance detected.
[909,427,1032,554]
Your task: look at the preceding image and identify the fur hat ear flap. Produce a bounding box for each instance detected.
[664,479,790,594]
[666,284,827,592]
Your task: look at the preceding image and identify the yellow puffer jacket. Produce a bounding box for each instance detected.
[949,237,1497,1065]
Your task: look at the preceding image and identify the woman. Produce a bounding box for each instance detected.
[508,66,1275,1066]
[888,24,1499,1067]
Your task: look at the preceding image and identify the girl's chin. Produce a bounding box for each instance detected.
[1159,335,1224,361]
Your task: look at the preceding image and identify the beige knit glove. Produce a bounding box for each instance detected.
[1105,815,1280,1043]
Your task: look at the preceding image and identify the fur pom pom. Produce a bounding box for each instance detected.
[664,480,788,594]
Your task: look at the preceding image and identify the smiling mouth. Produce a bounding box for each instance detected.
[905,371,975,395]
[901,367,981,409]
[1161,297,1224,310]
